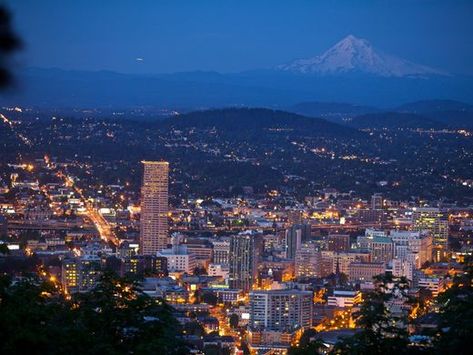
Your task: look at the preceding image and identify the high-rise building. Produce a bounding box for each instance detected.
[390,230,432,269]
[284,224,310,259]
[284,227,301,260]
[61,256,102,294]
[62,258,79,293]
[295,241,320,278]
[140,161,169,255]
[0,214,7,238]
[249,289,313,332]
[353,209,388,223]
[371,193,383,210]
[391,259,415,281]
[348,262,385,282]
[287,210,302,225]
[326,234,351,252]
[412,207,449,261]
[121,255,168,277]
[358,230,394,264]
[318,250,371,276]
[157,244,196,274]
[212,239,231,266]
[229,232,262,292]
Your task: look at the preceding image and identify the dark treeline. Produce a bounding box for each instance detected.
[0,272,188,354]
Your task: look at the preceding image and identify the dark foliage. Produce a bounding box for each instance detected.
[434,257,473,354]
[0,6,21,88]
[0,272,187,354]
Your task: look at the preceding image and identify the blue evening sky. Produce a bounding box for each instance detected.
[6,0,473,75]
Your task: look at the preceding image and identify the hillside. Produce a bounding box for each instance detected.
[288,101,379,122]
[395,100,473,128]
[396,99,473,113]
[348,112,446,130]
[165,108,358,137]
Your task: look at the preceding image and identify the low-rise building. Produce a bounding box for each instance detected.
[348,262,385,282]
[327,289,362,308]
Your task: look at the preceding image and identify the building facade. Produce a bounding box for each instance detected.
[348,262,385,282]
[140,161,169,255]
[249,289,313,332]
[412,207,449,261]
[212,239,231,266]
[229,232,262,292]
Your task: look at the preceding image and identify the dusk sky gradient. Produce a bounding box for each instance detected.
[6,0,473,75]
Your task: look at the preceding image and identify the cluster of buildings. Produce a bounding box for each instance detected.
[1,159,471,354]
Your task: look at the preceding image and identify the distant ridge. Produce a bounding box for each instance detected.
[348,112,446,130]
[394,99,473,128]
[288,101,379,122]
[395,99,473,113]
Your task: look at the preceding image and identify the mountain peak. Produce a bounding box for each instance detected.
[336,34,370,48]
[277,35,446,78]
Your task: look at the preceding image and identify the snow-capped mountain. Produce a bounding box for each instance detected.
[277,35,446,77]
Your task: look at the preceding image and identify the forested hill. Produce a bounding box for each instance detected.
[164,108,358,137]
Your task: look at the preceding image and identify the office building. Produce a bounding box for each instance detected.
[390,230,432,268]
[371,193,383,210]
[284,226,301,260]
[326,234,351,252]
[229,232,262,292]
[412,207,449,261]
[417,275,445,297]
[390,258,415,281]
[284,224,310,259]
[61,256,102,294]
[317,250,371,277]
[295,241,320,278]
[348,262,385,282]
[122,255,168,277]
[328,290,362,308]
[0,214,7,238]
[358,231,394,264]
[157,244,196,274]
[249,289,313,332]
[140,161,169,255]
[208,263,229,279]
[212,239,231,266]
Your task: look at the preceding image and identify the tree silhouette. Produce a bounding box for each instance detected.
[0,6,21,88]
[0,272,188,354]
[331,273,411,354]
[434,257,473,353]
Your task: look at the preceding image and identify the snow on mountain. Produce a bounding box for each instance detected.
[277,35,447,77]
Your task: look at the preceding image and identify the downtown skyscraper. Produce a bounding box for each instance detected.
[229,232,262,292]
[140,161,169,255]
[412,207,449,261]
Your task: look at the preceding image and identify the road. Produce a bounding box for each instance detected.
[56,170,120,246]
[2,110,120,247]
